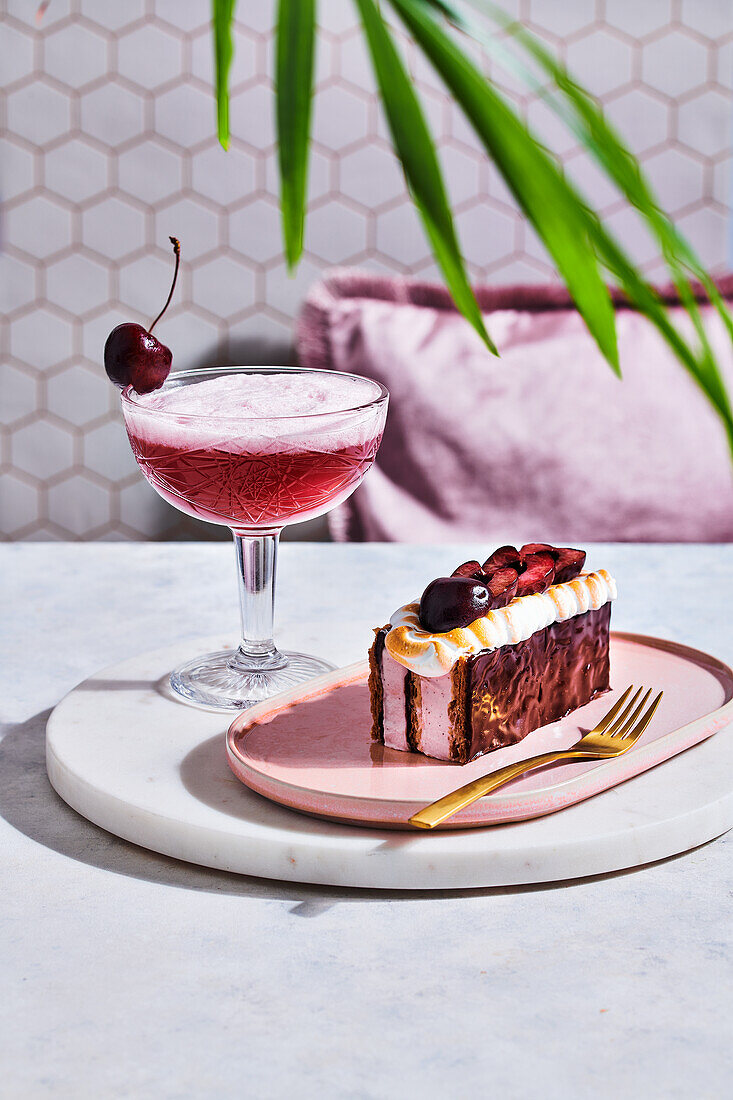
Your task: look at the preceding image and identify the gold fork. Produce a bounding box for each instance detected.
[408,685,663,830]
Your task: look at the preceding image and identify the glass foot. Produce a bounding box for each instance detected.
[169,648,336,711]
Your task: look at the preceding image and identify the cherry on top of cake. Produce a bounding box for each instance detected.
[418,543,586,634]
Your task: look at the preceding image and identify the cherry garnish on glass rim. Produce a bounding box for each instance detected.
[104,236,180,395]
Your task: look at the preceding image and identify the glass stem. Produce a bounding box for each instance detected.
[230,530,287,671]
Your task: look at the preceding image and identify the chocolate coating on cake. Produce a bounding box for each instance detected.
[459,603,611,762]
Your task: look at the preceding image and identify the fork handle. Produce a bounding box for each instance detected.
[408,749,590,829]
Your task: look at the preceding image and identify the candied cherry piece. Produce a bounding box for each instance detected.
[486,566,518,609]
[104,236,180,395]
[515,551,555,597]
[452,560,483,579]
[419,576,491,634]
[520,542,554,557]
[483,544,522,572]
[553,547,586,584]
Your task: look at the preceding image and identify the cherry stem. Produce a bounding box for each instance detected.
[149,236,180,334]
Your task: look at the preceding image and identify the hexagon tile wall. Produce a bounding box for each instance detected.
[1,0,731,540]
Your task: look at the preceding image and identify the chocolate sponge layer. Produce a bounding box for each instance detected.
[368,626,388,743]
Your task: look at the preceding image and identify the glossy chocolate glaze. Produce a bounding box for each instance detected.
[454,603,611,763]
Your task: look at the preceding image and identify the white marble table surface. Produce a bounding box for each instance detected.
[2,542,732,1099]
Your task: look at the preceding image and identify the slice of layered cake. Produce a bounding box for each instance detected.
[369,544,616,764]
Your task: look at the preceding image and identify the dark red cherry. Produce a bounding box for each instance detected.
[552,547,586,584]
[104,323,172,393]
[104,236,179,394]
[515,552,555,597]
[419,576,491,633]
[452,560,483,579]
[486,566,519,608]
[483,544,522,572]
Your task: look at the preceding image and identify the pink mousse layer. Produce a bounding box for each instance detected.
[381,652,454,759]
[417,675,454,760]
[381,651,409,751]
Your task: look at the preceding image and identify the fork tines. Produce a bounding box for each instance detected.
[598,686,663,740]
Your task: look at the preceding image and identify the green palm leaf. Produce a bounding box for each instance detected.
[390,0,620,376]
[276,0,317,270]
[209,0,732,455]
[355,0,498,355]
[591,224,733,452]
[211,0,237,149]
[504,17,733,429]
[423,0,733,444]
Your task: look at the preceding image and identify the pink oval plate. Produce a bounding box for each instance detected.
[226,632,733,830]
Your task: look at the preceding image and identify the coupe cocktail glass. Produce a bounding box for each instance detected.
[121,366,388,710]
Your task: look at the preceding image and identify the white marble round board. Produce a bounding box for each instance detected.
[46,634,733,890]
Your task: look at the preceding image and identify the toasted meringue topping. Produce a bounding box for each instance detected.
[384,570,617,677]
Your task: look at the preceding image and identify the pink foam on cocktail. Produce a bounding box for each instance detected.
[125,372,381,453]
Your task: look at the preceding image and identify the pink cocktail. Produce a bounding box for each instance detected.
[121,367,388,710]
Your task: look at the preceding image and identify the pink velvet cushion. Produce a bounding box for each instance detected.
[297,269,733,542]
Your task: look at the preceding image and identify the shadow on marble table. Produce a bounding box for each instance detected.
[75,673,188,707]
[0,708,713,913]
